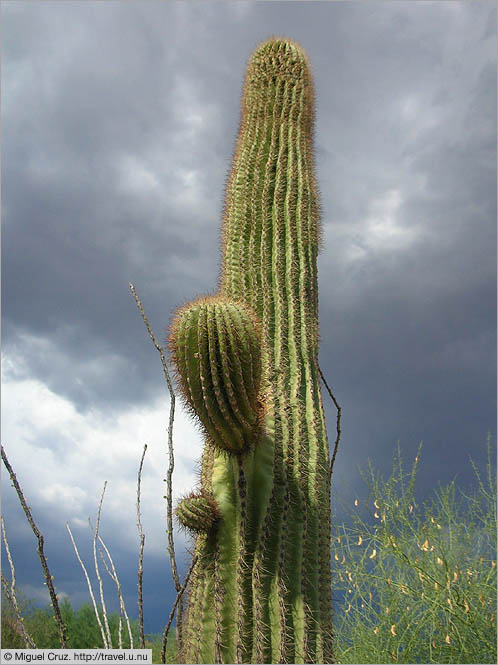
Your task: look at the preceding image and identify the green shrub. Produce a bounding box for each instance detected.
[331,440,497,664]
[1,597,140,649]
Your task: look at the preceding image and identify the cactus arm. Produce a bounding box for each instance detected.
[187,544,207,663]
[215,308,250,431]
[219,305,259,420]
[198,554,216,664]
[210,451,238,663]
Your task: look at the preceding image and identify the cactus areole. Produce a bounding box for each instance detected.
[169,37,333,664]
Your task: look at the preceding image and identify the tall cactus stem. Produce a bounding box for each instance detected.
[169,37,333,664]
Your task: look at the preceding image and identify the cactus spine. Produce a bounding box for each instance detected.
[169,37,333,664]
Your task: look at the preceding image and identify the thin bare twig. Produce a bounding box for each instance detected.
[136,443,147,648]
[129,283,183,644]
[95,547,121,647]
[318,366,342,483]
[1,573,37,647]
[1,516,37,648]
[1,444,68,647]
[97,534,133,648]
[66,522,108,647]
[118,615,123,649]
[160,555,198,665]
[92,482,112,647]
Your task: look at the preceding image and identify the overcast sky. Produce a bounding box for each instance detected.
[1,0,496,636]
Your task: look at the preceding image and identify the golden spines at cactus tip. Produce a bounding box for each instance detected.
[247,37,310,84]
[169,295,263,453]
[242,37,314,118]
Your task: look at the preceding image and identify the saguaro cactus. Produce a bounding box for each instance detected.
[169,37,333,664]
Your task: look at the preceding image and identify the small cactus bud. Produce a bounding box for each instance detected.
[176,493,220,532]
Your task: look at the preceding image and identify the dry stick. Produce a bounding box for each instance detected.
[1,516,37,648]
[1,444,68,648]
[92,482,113,648]
[96,534,134,648]
[66,522,108,648]
[136,443,147,648]
[160,555,198,665]
[96,548,123,649]
[1,573,37,647]
[129,283,183,643]
[318,366,342,483]
[96,547,122,648]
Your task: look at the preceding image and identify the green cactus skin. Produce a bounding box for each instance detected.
[169,37,333,664]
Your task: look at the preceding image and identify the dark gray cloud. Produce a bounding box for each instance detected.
[2,0,495,634]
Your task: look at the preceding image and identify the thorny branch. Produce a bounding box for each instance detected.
[137,443,147,648]
[318,366,342,483]
[1,444,68,647]
[1,573,37,647]
[1,516,37,648]
[66,522,108,647]
[92,482,112,647]
[161,555,198,665]
[96,532,134,649]
[129,283,183,644]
